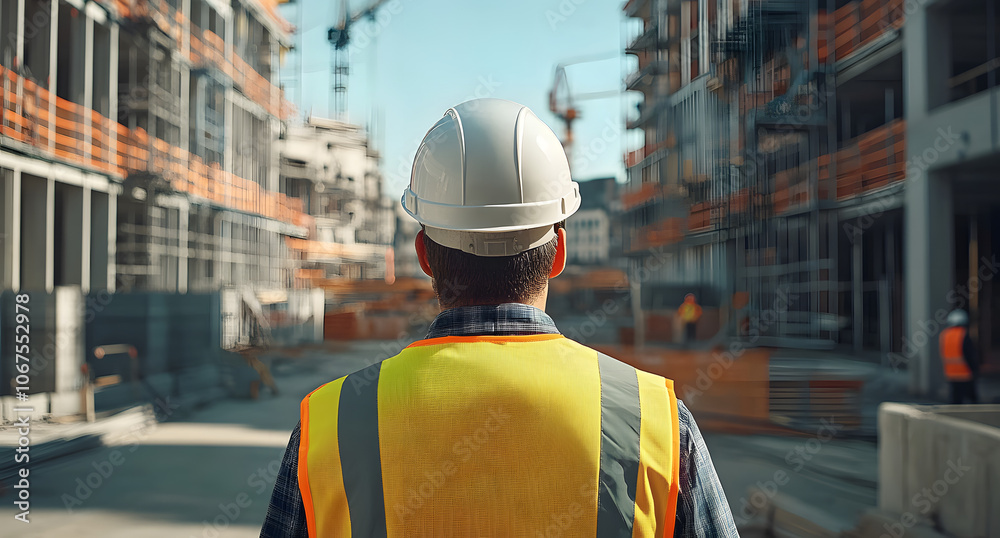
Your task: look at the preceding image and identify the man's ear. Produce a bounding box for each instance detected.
[550,227,567,278]
[415,229,433,278]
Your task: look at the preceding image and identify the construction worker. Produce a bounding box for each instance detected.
[939,309,979,404]
[678,293,703,345]
[260,99,738,537]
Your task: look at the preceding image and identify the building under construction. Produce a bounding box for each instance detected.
[0,0,393,417]
[622,0,999,396]
[1,0,303,294]
[279,116,395,286]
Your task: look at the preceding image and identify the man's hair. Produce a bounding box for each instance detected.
[422,224,562,308]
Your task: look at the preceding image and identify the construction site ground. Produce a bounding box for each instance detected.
[2,339,998,536]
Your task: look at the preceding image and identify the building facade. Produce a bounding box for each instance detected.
[0,0,337,416]
[620,0,993,396]
[0,0,303,296]
[279,117,395,285]
[567,176,619,266]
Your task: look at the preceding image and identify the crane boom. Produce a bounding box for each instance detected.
[548,53,622,170]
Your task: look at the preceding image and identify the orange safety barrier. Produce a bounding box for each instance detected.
[113,0,291,118]
[687,201,713,232]
[593,344,774,435]
[835,119,906,199]
[624,139,672,168]
[0,63,311,230]
[831,0,904,61]
[629,216,684,253]
[621,182,661,211]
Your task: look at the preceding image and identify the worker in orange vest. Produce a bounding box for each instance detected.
[939,309,979,404]
[678,293,703,345]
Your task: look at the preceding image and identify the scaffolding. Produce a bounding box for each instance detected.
[622,0,907,353]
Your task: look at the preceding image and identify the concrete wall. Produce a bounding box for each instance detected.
[83,292,223,412]
[878,403,1000,538]
[85,292,222,377]
[903,0,966,397]
[0,288,84,420]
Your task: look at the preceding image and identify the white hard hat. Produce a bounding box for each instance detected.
[947,309,968,326]
[401,98,581,257]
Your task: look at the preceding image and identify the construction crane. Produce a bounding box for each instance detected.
[328,0,388,119]
[548,52,621,168]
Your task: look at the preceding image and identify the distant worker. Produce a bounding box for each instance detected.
[939,309,979,404]
[678,293,703,345]
[260,99,738,537]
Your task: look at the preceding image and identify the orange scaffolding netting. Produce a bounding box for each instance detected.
[1,64,311,230]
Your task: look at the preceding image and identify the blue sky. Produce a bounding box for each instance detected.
[279,0,643,196]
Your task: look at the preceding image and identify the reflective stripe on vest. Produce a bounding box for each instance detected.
[298,335,680,537]
[940,326,973,382]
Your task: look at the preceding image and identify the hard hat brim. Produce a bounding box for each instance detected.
[401,184,581,233]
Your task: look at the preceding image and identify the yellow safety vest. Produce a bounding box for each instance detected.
[298,334,680,537]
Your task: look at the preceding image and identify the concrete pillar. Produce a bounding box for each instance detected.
[52,287,84,403]
[180,69,190,152]
[46,176,54,291]
[179,207,189,293]
[904,1,957,397]
[81,184,92,292]
[83,13,94,161]
[47,0,59,153]
[107,190,117,291]
[905,171,954,397]
[109,23,118,165]
[224,89,234,174]
[182,0,192,56]
[15,0,24,66]
[924,9,952,112]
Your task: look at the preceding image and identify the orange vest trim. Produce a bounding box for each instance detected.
[940,326,973,382]
[404,333,565,348]
[298,384,322,538]
[663,378,681,538]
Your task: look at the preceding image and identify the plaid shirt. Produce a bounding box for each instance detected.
[260,303,739,537]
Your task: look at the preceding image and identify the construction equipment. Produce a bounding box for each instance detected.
[328,0,389,118]
[547,53,621,167]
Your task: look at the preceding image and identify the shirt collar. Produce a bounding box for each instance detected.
[424,303,560,339]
